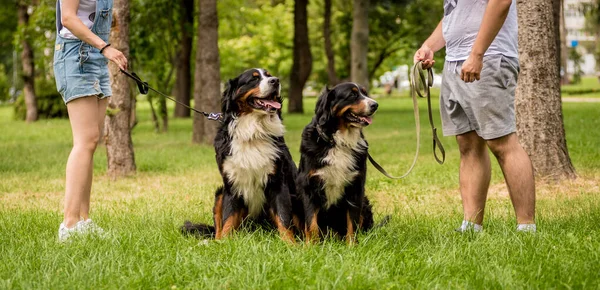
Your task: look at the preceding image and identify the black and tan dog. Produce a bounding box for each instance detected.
[182,68,302,243]
[297,82,379,244]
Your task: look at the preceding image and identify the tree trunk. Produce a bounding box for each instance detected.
[288,0,312,114]
[159,96,168,132]
[174,0,194,118]
[17,2,37,122]
[105,0,136,177]
[323,0,338,86]
[351,0,369,88]
[559,0,568,84]
[192,0,220,144]
[515,0,576,180]
[553,0,561,75]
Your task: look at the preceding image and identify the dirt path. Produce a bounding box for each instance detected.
[563,97,600,103]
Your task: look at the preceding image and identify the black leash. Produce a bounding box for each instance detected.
[367,61,445,179]
[120,69,223,122]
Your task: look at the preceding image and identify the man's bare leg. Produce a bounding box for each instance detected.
[456,131,491,226]
[487,133,536,225]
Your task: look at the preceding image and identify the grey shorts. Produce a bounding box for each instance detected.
[440,55,519,140]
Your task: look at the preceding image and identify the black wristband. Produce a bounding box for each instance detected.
[100,43,111,54]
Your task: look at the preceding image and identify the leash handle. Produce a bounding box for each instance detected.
[368,61,445,179]
[119,69,223,122]
[414,62,445,165]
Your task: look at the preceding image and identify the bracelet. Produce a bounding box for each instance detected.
[100,43,111,54]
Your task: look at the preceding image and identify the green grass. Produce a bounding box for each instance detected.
[561,76,600,97]
[1,95,600,289]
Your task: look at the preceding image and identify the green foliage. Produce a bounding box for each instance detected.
[1,0,454,119]
[0,65,10,102]
[13,0,56,80]
[13,80,67,120]
[130,0,179,91]
[569,47,583,84]
[581,0,600,70]
[0,0,17,73]
[367,0,444,78]
[218,0,294,81]
[216,0,443,89]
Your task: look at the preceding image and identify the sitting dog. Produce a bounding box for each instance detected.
[182,68,302,243]
[297,82,379,244]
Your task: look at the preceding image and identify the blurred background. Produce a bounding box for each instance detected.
[0,0,598,124]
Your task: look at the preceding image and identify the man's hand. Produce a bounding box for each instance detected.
[414,45,435,69]
[460,53,483,83]
[102,46,128,71]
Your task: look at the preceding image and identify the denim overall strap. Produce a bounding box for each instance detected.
[55,0,62,35]
[91,0,113,43]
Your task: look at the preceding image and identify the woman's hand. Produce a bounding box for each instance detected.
[101,46,128,71]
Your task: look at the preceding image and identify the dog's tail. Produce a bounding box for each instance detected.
[374,215,391,229]
[180,187,224,238]
[180,221,215,238]
[361,196,392,231]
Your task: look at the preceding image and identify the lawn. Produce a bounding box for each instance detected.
[561,76,600,97]
[1,94,599,289]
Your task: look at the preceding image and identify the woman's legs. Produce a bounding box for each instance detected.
[79,98,108,221]
[63,96,106,228]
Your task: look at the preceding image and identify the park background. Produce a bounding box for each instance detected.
[1,0,600,288]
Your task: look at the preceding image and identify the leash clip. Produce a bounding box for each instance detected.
[207,113,223,122]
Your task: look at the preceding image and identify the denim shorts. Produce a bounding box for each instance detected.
[439,55,520,140]
[53,40,112,104]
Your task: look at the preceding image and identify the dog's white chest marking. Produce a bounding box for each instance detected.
[314,128,367,209]
[222,112,284,217]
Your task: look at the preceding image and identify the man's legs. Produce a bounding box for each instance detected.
[456,131,491,226]
[487,133,536,225]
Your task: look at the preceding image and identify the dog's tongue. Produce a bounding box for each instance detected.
[263,100,281,109]
[360,116,372,125]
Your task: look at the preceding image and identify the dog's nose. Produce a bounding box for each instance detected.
[370,102,378,112]
[269,78,280,85]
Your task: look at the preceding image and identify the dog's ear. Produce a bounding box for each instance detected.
[221,78,238,113]
[315,86,333,127]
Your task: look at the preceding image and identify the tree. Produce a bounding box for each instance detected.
[192,0,221,144]
[581,0,600,73]
[288,0,312,114]
[174,0,194,118]
[559,0,568,84]
[17,1,37,122]
[350,0,369,88]
[105,0,136,177]
[515,0,576,180]
[366,0,443,80]
[323,0,338,86]
[130,0,180,132]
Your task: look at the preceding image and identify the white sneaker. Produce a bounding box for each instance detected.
[516,224,537,233]
[58,220,86,242]
[454,220,483,233]
[82,219,105,236]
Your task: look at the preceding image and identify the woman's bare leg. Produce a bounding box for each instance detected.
[79,97,108,221]
[63,96,102,228]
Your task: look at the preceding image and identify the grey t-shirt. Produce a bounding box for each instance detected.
[442,0,518,61]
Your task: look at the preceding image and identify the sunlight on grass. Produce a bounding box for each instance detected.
[1,96,599,289]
